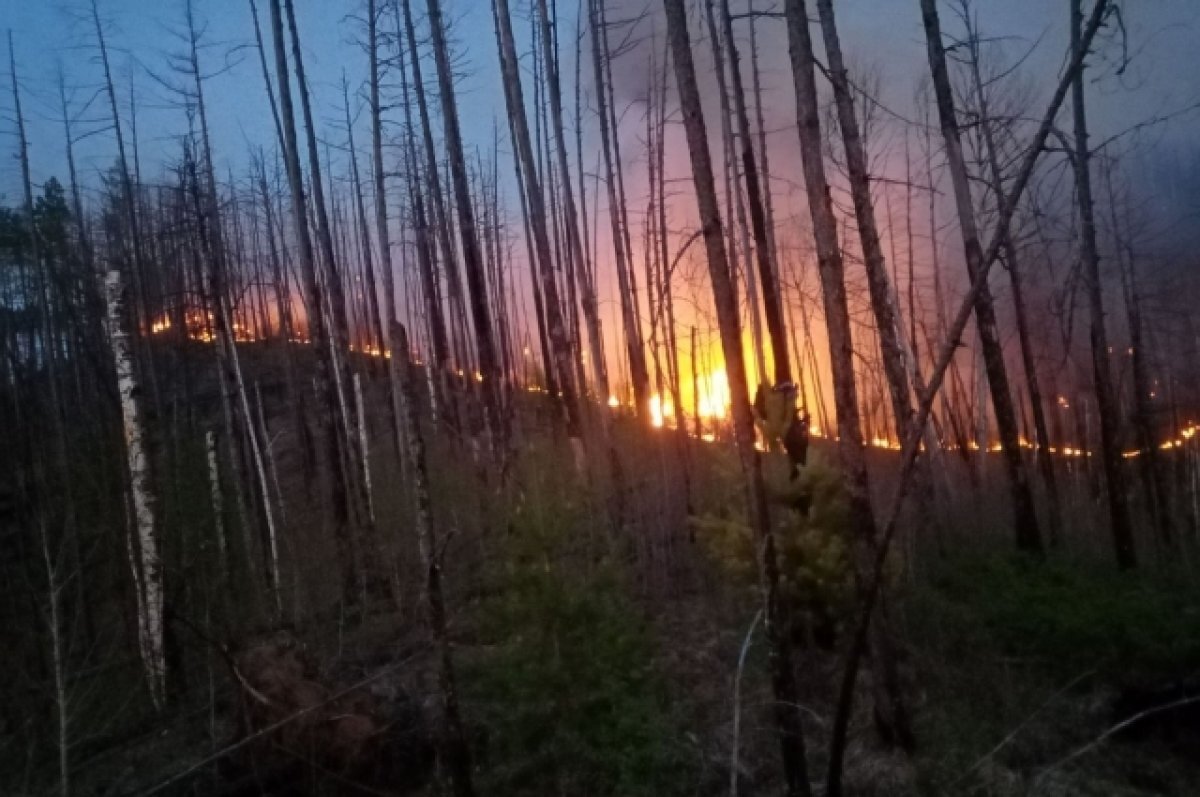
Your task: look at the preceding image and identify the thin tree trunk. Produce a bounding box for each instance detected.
[962,24,1063,544]
[265,0,357,602]
[492,0,585,462]
[720,0,791,383]
[812,0,917,753]
[424,0,506,448]
[919,0,1043,555]
[588,0,651,421]
[343,77,387,368]
[663,2,813,794]
[782,3,913,781]
[1069,0,1135,569]
[1106,167,1172,549]
[104,266,166,709]
[536,0,608,399]
[393,321,476,797]
[206,429,228,569]
[824,4,1112,793]
[400,0,469,393]
[38,518,70,797]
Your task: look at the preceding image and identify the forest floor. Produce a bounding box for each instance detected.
[31,349,1200,796]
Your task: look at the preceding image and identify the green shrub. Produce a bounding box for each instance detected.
[691,451,855,644]
[916,554,1200,681]
[463,492,688,796]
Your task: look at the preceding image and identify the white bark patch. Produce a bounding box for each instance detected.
[105,268,166,710]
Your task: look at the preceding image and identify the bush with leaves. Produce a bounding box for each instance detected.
[461,474,689,796]
[691,445,855,647]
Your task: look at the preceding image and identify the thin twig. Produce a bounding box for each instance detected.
[136,650,421,796]
[731,608,762,797]
[1033,694,1200,789]
[954,669,1095,787]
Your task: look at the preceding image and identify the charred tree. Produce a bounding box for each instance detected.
[663,1,813,794]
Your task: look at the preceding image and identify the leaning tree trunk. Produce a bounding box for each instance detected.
[963,26,1063,545]
[425,0,507,449]
[283,0,376,560]
[824,4,1113,791]
[536,0,609,400]
[919,0,1043,555]
[811,0,920,757]
[662,2,813,795]
[1069,0,1136,569]
[588,0,651,420]
[782,2,913,783]
[400,0,469,400]
[265,0,359,603]
[492,0,585,464]
[719,0,791,383]
[186,1,282,617]
[814,0,914,455]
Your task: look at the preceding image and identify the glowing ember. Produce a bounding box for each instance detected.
[696,368,730,420]
[649,394,675,428]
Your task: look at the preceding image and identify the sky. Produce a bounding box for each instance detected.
[3,0,1200,408]
[3,0,1198,198]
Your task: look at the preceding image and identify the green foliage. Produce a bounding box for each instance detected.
[914,553,1200,681]
[463,490,689,796]
[691,451,855,639]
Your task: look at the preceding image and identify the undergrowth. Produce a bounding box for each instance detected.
[460,449,690,797]
[914,553,1200,682]
[909,552,1200,794]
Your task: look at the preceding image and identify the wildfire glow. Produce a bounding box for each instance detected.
[696,367,730,419]
[649,394,675,428]
[141,314,1200,463]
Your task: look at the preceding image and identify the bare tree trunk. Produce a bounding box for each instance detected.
[1069,0,1135,569]
[814,0,913,452]
[186,0,282,618]
[492,0,585,463]
[782,1,914,775]
[285,1,368,506]
[811,0,919,754]
[104,266,166,709]
[663,2,812,794]
[823,4,1112,792]
[265,0,358,603]
[206,429,228,568]
[1106,167,1172,549]
[720,0,791,383]
[91,0,149,336]
[702,0,763,386]
[366,0,405,464]
[536,0,608,399]
[399,0,469,394]
[919,0,1043,555]
[588,0,651,421]
[37,519,70,797]
[253,156,315,486]
[961,20,1063,544]
[424,0,506,448]
[393,321,476,797]
[392,8,452,438]
[343,77,388,368]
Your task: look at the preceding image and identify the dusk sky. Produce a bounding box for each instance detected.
[4,0,1199,392]
[4,0,1199,199]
